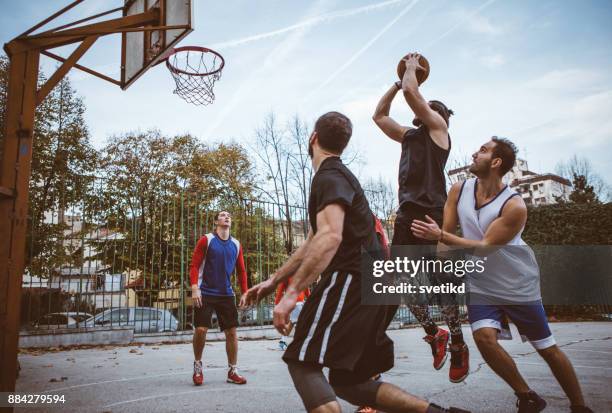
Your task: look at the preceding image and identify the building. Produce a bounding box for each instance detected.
[448,158,571,206]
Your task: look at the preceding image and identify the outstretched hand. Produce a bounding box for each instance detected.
[411,214,442,241]
[403,53,426,73]
[239,278,275,309]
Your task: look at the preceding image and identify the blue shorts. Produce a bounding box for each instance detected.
[468,302,556,350]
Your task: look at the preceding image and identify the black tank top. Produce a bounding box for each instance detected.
[398,126,450,209]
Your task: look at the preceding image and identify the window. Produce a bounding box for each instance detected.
[134,309,160,321]
[96,309,129,325]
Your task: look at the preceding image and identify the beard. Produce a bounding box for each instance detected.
[308,141,314,158]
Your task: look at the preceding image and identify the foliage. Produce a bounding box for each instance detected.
[523,203,612,245]
[92,131,256,284]
[568,174,599,205]
[556,155,609,202]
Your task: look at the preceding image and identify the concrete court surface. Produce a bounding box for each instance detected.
[15,322,612,413]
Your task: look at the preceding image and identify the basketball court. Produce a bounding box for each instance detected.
[14,323,612,412]
[2,2,612,412]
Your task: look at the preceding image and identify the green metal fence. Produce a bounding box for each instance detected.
[21,176,466,334]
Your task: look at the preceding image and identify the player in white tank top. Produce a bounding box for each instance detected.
[410,138,592,413]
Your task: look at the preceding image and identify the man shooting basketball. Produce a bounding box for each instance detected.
[372,53,468,383]
[411,137,593,413]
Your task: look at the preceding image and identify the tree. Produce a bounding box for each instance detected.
[251,113,296,254]
[363,176,397,221]
[568,174,599,205]
[0,60,99,276]
[556,155,609,202]
[95,131,255,290]
[287,115,312,238]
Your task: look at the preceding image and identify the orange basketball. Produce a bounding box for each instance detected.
[397,54,430,85]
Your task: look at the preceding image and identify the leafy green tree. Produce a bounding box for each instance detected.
[1,55,98,276]
[94,131,256,294]
[568,174,599,204]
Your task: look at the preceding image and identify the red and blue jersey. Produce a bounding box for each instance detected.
[189,232,248,296]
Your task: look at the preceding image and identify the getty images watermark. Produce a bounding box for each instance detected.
[371,255,486,295]
[360,245,611,305]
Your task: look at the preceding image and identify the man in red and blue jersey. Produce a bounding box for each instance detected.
[190,211,248,386]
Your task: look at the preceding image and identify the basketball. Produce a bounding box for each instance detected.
[397,53,430,85]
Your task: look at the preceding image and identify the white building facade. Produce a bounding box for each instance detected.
[448,159,571,206]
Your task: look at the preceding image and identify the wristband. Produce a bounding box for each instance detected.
[394,81,402,90]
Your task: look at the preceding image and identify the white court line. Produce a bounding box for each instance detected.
[43,361,282,393]
[516,361,612,371]
[103,385,294,409]
[561,349,612,355]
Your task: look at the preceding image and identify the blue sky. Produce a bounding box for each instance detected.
[2,0,611,186]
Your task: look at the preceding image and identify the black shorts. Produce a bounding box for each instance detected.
[392,202,443,246]
[282,271,395,386]
[194,295,239,331]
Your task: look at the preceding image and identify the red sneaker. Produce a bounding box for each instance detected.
[193,360,203,386]
[449,343,469,383]
[227,367,247,384]
[355,407,377,413]
[423,328,449,370]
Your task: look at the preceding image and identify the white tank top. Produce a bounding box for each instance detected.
[457,178,541,302]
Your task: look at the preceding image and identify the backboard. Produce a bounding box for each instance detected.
[121,0,193,89]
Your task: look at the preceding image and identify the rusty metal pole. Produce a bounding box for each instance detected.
[0,45,40,397]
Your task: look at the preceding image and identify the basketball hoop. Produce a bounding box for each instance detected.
[165,46,225,106]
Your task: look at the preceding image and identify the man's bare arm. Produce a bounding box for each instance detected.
[286,204,345,295]
[442,182,463,235]
[269,229,313,286]
[372,83,410,143]
[400,54,448,146]
[414,196,527,248]
[437,182,462,254]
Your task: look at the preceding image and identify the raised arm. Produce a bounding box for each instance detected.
[400,54,448,140]
[372,83,411,143]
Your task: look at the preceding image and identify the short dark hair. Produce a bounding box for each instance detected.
[214,211,228,221]
[429,100,454,126]
[491,136,518,176]
[314,111,352,154]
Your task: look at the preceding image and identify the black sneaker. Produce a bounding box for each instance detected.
[570,406,594,413]
[516,390,547,413]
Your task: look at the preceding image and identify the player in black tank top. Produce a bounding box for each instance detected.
[373,53,469,384]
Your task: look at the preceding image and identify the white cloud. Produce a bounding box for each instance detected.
[463,11,502,35]
[305,0,421,100]
[209,0,407,50]
[423,0,499,50]
[526,69,603,91]
[480,54,506,68]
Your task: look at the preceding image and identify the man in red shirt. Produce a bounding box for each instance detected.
[190,211,248,386]
[275,278,310,350]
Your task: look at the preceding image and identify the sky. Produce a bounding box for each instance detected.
[1,0,612,188]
